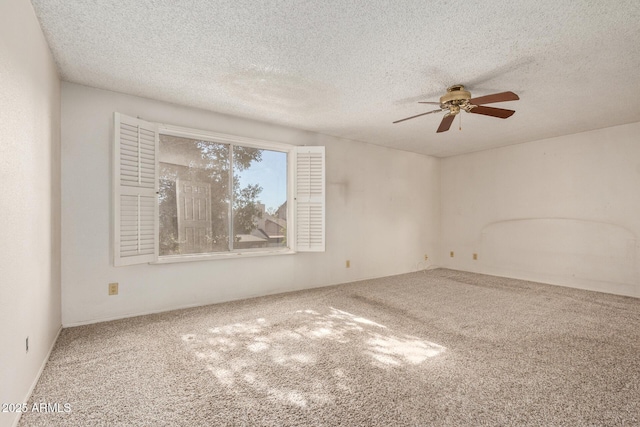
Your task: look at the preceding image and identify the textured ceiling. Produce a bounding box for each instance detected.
[31,0,640,157]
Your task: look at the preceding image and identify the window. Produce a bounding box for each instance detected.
[113,113,324,266]
[158,134,288,256]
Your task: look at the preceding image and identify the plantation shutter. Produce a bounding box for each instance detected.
[113,113,158,266]
[295,146,325,252]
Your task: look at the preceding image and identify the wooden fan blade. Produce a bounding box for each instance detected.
[469,106,515,119]
[418,101,441,105]
[393,109,443,124]
[436,114,455,133]
[469,91,519,105]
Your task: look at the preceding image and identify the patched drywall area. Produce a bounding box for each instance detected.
[0,0,61,426]
[217,65,339,115]
[60,83,440,326]
[440,122,640,297]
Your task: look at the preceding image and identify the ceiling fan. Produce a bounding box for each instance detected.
[393,84,519,133]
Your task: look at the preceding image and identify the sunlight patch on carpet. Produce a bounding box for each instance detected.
[180,306,445,409]
[366,334,445,366]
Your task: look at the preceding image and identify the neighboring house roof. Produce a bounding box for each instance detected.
[265,216,286,228]
[255,206,287,238]
[251,229,270,239]
[276,201,287,221]
[236,234,267,243]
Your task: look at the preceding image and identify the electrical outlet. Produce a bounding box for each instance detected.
[108,282,119,296]
[346,260,350,268]
[473,253,478,260]
[450,251,454,257]
[424,254,429,261]
[26,337,29,353]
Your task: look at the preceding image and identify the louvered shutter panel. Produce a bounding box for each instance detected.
[295,146,325,252]
[113,113,158,266]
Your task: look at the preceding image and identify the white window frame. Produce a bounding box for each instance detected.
[113,113,325,266]
[155,123,296,263]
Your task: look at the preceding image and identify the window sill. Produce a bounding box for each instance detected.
[151,248,296,264]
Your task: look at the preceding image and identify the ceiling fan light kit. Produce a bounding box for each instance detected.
[393,84,519,133]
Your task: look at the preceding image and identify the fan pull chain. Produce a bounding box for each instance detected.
[459,113,462,130]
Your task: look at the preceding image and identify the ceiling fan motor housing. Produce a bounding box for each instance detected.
[440,85,472,115]
[440,84,471,105]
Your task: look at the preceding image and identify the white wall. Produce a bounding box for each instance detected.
[61,83,440,326]
[0,0,61,426]
[440,122,640,297]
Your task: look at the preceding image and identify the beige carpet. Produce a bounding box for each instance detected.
[20,269,640,426]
